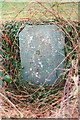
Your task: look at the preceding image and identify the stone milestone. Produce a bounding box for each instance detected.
[19,25,65,85]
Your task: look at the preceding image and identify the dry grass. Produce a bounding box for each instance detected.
[1,1,78,22]
[0,73,79,118]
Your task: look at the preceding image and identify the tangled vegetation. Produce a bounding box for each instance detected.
[0,1,79,118]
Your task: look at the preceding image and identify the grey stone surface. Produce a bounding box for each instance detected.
[19,25,65,85]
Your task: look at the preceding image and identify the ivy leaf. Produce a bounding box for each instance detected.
[3,75,11,83]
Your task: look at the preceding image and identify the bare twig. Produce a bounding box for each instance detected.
[0,93,23,118]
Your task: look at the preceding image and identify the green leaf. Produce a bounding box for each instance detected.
[52,18,55,22]
[3,75,11,83]
[14,79,17,82]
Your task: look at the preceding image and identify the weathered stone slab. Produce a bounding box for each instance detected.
[19,25,65,85]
